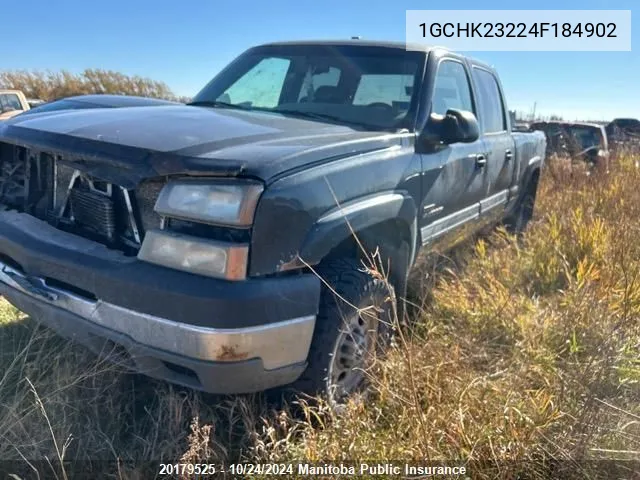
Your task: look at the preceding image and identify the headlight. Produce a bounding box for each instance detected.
[138,230,248,280]
[154,180,263,227]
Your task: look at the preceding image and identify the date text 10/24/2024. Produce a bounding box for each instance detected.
[158,462,468,476]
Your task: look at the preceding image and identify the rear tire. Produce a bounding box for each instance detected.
[505,175,539,235]
[293,258,396,406]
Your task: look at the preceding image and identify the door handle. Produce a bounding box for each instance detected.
[475,154,487,168]
[505,149,513,161]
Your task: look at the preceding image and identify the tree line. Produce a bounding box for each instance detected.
[0,69,191,103]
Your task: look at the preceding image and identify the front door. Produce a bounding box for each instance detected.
[419,58,486,248]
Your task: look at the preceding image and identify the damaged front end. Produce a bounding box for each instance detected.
[0,141,164,255]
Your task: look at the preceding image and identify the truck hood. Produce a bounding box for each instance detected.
[0,105,401,187]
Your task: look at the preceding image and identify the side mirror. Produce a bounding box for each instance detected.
[418,108,480,151]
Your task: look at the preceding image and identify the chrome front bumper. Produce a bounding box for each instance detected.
[0,260,316,390]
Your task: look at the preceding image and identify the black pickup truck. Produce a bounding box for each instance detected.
[0,40,545,403]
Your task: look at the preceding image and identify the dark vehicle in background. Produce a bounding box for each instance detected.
[530,120,609,168]
[0,40,546,404]
[15,94,179,118]
[606,117,640,150]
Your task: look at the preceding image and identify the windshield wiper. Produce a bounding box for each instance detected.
[272,108,383,130]
[187,100,251,110]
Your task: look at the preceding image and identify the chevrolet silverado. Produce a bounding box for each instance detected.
[0,40,546,403]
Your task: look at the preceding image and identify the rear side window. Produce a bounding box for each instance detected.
[430,60,473,116]
[472,68,506,133]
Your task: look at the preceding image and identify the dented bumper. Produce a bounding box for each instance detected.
[0,212,320,393]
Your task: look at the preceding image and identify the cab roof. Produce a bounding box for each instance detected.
[258,39,438,53]
[255,39,496,73]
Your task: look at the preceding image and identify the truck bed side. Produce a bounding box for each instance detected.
[512,130,546,193]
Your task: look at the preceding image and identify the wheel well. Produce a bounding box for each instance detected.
[322,218,412,279]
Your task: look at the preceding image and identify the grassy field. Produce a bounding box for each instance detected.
[0,156,638,479]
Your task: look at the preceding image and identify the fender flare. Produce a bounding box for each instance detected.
[299,191,418,269]
[511,155,543,203]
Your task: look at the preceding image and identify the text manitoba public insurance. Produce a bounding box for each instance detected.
[298,463,467,476]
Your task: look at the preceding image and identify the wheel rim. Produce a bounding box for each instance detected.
[327,307,380,401]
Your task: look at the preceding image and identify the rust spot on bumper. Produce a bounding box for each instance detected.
[217,344,249,361]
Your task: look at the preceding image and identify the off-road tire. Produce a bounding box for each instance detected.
[505,176,539,235]
[292,258,396,403]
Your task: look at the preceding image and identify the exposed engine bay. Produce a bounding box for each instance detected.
[0,142,163,255]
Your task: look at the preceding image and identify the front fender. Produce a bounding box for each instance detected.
[299,191,418,266]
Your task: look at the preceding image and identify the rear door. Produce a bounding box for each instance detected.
[470,67,516,218]
[419,57,486,247]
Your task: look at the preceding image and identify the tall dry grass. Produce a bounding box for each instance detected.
[0,69,180,102]
[0,155,638,479]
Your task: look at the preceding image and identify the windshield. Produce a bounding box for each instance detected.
[192,44,425,131]
[565,126,604,151]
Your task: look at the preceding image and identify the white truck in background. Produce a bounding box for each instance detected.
[0,90,30,120]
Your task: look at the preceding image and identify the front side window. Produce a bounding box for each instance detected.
[430,60,474,116]
[472,68,506,134]
[193,45,425,131]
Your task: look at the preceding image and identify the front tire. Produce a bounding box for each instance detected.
[293,258,396,405]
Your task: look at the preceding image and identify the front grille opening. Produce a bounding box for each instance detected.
[0,144,249,255]
[136,180,164,234]
[44,277,97,301]
[70,188,117,242]
[0,147,166,255]
[0,144,28,210]
[162,361,200,383]
[0,252,25,273]
[91,180,110,194]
